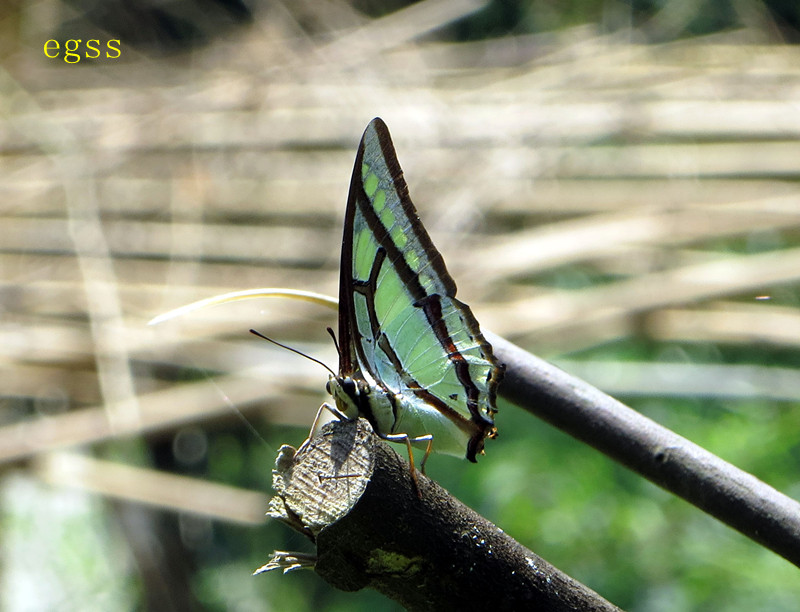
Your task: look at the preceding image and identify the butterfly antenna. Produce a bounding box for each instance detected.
[326,326,341,359]
[250,329,336,378]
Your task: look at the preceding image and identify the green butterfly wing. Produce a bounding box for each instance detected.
[335,118,502,461]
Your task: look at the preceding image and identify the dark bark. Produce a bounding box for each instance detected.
[266,417,621,612]
[486,331,800,568]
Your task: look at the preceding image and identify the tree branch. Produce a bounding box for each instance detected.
[486,331,800,568]
[264,418,620,611]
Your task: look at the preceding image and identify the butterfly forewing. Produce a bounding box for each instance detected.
[337,118,502,461]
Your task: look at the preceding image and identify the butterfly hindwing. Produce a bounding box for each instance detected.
[337,118,502,461]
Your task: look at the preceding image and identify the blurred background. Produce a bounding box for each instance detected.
[2,0,800,610]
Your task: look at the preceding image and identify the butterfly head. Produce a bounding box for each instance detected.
[326,375,361,419]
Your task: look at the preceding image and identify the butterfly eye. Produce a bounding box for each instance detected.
[325,380,332,395]
[341,377,357,396]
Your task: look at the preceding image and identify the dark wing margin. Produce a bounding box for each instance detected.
[337,123,365,379]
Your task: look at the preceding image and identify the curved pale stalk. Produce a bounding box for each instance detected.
[148,288,338,325]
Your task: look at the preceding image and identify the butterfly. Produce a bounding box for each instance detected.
[320,118,503,477]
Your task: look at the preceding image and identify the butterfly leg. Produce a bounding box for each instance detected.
[418,436,434,476]
[298,402,350,453]
[320,401,350,422]
[382,432,433,497]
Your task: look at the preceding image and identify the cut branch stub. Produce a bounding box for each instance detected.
[268,419,374,540]
[267,417,620,612]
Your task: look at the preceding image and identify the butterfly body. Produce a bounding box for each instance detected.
[330,118,502,463]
